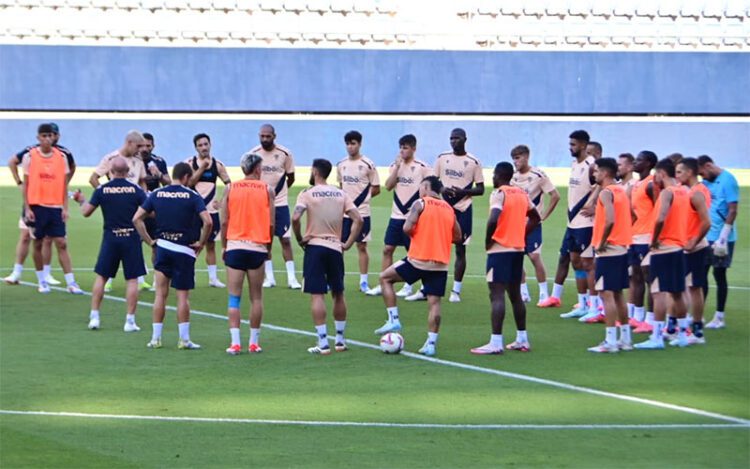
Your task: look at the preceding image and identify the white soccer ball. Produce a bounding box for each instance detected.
[379,332,404,354]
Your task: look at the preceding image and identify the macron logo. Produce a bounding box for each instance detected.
[312,191,342,198]
[157,191,190,199]
[103,186,136,194]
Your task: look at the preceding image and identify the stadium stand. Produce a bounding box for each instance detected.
[0,0,747,49]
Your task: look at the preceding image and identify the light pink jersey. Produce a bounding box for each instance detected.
[248,144,295,207]
[336,155,380,217]
[511,166,555,213]
[389,158,433,220]
[94,150,146,187]
[434,151,483,212]
[183,156,230,214]
[295,185,356,253]
[567,155,596,229]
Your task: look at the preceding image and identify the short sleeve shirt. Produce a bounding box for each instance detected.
[141,185,207,246]
[89,178,147,235]
[248,144,295,207]
[511,166,555,214]
[567,156,596,229]
[95,151,147,187]
[295,185,356,253]
[434,151,483,212]
[336,155,380,217]
[389,158,434,220]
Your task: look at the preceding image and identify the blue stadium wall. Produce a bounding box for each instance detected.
[1,45,748,167]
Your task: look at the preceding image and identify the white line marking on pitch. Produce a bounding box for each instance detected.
[9,281,750,426]
[1,410,748,430]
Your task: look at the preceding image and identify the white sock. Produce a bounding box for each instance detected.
[230,327,240,346]
[152,323,163,341]
[591,295,601,311]
[552,283,564,299]
[577,293,587,309]
[652,321,664,341]
[646,311,655,325]
[250,327,260,345]
[538,281,549,301]
[12,263,23,276]
[490,334,503,348]
[516,330,528,343]
[678,318,689,339]
[126,313,135,324]
[90,310,100,320]
[178,322,190,341]
[453,281,463,294]
[715,311,725,321]
[520,283,530,298]
[285,260,296,283]
[605,326,617,346]
[387,306,400,324]
[264,261,276,282]
[64,272,75,285]
[137,276,145,284]
[43,264,51,277]
[315,324,328,348]
[207,265,217,281]
[627,303,635,319]
[335,320,346,343]
[634,306,646,322]
[427,331,438,345]
[36,270,45,284]
[619,325,632,344]
[359,274,368,285]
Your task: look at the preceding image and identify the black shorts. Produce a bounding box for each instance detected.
[486,252,524,284]
[224,249,267,271]
[94,234,146,280]
[28,206,66,239]
[560,227,593,255]
[394,259,447,297]
[154,246,196,290]
[649,250,686,293]
[455,206,472,245]
[275,206,291,238]
[384,218,411,248]
[303,245,345,294]
[594,253,629,292]
[525,225,543,255]
[628,244,649,267]
[685,247,709,288]
[342,216,371,243]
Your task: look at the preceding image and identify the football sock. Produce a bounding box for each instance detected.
[207,265,218,281]
[651,321,665,342]
[90,310,100,320]
[646,311,655,325]
[264,261,276,283]
[591,295,601,312]
[627,303,635,319]
[577,293,587,309]
[359,274,368,285]
[666,316,678,334]
[605,327,617,346]
[335,321,346,343]
[250,327,260,345]
[677,318,689,339]
[538,281,549,301]
[178,322,190,341]
[35,270,45,284]
[285,260,296,283]
[12,263,23,276]
[125,313,135,324]
[692,321,704,338]
[315,324,328,348]
[152,323,163,341]
[634,306,646,322]
[552,283,564,299]
[427,332,438,345]
[520,283,530,298]
[64,272,75,285]
[619,325,632,344]
[715,311,725,321]
[490,334,503,349]
[453,281,462,294]
[386,307,400,324]
[43,264,51,278]
[230,327,240,346]
[516,330,528,343]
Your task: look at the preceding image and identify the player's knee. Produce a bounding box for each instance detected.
[382,245,395,256]
[53,238,67,250]
[357,242,367,253]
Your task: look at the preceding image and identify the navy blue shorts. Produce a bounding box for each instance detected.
[342,216,371,243]
[455,205,472,244]
[559,227,593,255]
[384,218,411,248]
[628,244,649,267]
[224,249,267,271]
[685,247,709,288]
[208,213,221,242]
[394,259,447,297]
[707,241,735,269]
[595,253,629,292]
[28,206,66,239]
[649,250,685,293]
[525,225,543,254]
[275,206,291,238]
[303,245,344,294]
[154,246,196,290]
[145,217,158,240]
[95,234,146,280]
[486,252,524,284]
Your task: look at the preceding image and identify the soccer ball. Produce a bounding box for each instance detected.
[379,332,404,354]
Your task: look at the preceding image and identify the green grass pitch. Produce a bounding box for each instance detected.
[1,184,748,468]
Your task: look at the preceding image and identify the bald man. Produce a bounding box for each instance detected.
[91,130,150,292]
[245,124,301,289]
[78,157,147,331]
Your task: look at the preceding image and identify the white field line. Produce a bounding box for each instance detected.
[40,268,750,291]
[0,410,747,431]
[2,111,749,123]
[10,281,750,426]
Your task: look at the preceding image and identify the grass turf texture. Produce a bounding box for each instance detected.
[1,185,748,468]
